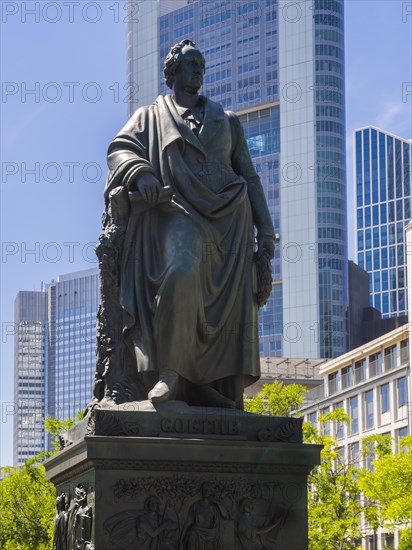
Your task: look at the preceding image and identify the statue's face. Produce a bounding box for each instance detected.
[173,45,205,94]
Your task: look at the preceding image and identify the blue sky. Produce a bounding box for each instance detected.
[1,0,411,466]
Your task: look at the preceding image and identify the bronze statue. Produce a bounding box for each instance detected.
[93,39,274,410]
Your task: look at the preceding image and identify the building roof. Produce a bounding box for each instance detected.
[318,325,409,376]
[259,357,327,382]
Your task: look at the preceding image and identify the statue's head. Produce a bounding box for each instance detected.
[56,493,66,512]
[144,495,160,512]
[75,485,87,504]
[164,39,205,91]
[239,497,253,514]
[201,482,212,498]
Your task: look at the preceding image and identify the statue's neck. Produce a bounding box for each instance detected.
[173,90,201,111]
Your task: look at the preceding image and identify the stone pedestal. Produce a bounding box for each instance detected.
[46,403,321,550]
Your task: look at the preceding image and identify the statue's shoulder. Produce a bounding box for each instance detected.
[223,110,244,140]
[129,98,162,118]
[126,96,167,130]
[224,110,241,124]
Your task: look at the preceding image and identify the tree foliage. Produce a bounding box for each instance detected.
[359,434,412,539]
[0,455,55,549]
[44,415,75,451]
[244,380,307,416]
[304,410,369,550]
[0,415,79,549]
[247,381,412,549]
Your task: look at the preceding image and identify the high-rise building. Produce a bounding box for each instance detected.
[126,0,348,359]
[13,291,47,466]
[47,268,100,422]
[13,268,99,465]
[355,126,412,318]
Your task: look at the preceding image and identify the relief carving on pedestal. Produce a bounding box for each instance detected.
[53,485,93,550]
[105,476,290,549]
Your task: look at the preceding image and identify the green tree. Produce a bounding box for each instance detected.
[0,415,80,549]
[304,409,370,550]
[244,380,307,416]
[359,434,412,548]
[0,455,55,549]
[44,415,76,451]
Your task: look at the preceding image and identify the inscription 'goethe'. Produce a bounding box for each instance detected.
[160,417,241,435]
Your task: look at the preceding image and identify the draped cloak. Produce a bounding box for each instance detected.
[104,95,274,389]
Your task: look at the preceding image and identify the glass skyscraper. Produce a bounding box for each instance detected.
[13,268,99,464]
[14,291,47,466]
[47,268,100,422]
[127,0,348,358]
[355,126,412,318]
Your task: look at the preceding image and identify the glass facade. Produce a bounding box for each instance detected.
[14,269,99,463]
[129,0,348,358]
[13,292,47,466]
[49,269,100,421]
[314,0,347,357]
[355,127,412,318]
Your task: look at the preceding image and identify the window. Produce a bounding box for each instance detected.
[365,390,374,429]
[354,360,366,383]
[349,441,360,466]
[369,352,382,377]
[397,377,408,407]
[382,533,395,549]
[400,339,409,364]
[341,365,353,388]
[350,396,359,434]
[380,384,390,414]
[397,426,409,451]
[328,372,339,395]
[322,406,331,435]
[335,402,344,439]
[308,411,317,425]
[384,346,396,371]
[365,440,375,471]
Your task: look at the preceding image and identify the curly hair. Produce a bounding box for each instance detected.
[163,38,205,89]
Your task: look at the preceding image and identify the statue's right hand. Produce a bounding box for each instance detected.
[135,172,164,206]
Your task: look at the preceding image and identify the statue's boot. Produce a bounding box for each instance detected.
[148,370,179,403]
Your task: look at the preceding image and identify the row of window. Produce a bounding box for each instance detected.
[315,0,344,16]
[358,222,406,251]
[317,181,343,194]
[371,290,406,316]
[317,120,344,135]
[316,59,343,75]
[315,28,344,46]
[314,13,344,30]
[309,391,408,443]
[358,201,411,230]
[316,88,344,106]
[317,135,344,150]
[355,130,411,208]
[328,342,408,395]
[316,104,344,120]
[318,227,345,241]
[315,43,344,60]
